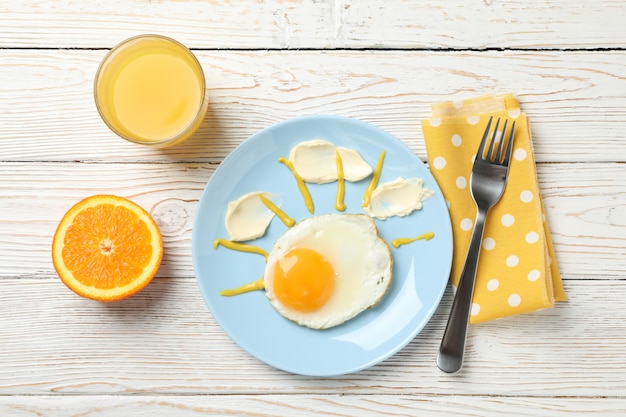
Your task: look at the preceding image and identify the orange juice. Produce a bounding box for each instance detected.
[95,35,209,147]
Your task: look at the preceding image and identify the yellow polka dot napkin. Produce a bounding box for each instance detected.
[421,93,566,324]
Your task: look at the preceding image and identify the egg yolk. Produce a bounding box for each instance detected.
[271,247,335,312]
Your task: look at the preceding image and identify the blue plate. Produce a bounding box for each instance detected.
[192,115,453,376]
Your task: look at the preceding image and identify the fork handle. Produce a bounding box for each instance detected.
[437,207,487,373]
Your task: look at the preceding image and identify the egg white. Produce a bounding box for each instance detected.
[264,213,392,329]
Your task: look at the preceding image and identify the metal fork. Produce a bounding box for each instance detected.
[437,116,516,373]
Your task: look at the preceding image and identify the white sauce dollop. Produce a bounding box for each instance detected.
[225,191,279,241]
[288,139,373,184]
[364,177,435,220]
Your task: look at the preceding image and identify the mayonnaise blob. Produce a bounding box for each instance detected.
[225,191,280,241]
[364,177,434,220]
[288,139,373,184]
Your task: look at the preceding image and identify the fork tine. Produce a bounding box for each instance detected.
[502,120,516,166]
[487,118,501,161]
[495,119,509,162]
[476,116,493,161]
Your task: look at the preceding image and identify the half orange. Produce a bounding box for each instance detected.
[52,195,163,302]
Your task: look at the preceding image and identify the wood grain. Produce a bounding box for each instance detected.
[1,0,624,49]
[1,394,625,417]
[2,0,625,414]
[0,162,624,279]
[1,50,625,163]
[0,279,624,397]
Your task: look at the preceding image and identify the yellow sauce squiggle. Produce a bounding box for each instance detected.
[391,232,435,248]
[220,278,265,296]
[335,149,346,211]
[278,157,314,214]
[259,194,296,227]
[363,150,386,207]
[213,238,268,261]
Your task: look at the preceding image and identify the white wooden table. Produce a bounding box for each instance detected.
[2,1,625,415]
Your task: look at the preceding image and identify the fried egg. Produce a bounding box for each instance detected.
[364,177,434,220]
[225,191,280,241]
[288,139,373,183]
[264,213,392,329]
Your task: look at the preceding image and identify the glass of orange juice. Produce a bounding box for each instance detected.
[94,35,209,148]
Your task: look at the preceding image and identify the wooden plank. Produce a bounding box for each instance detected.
[1,50,625,163]
[539,164,626,277]
[0,394,625,417]
[0,162,624,279]
[0,279,623,396]
[0,163,212,278]
[1,0,625,49]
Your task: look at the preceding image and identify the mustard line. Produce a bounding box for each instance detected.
[220,278,265,296]
[335,149,346,211]
[213,238,268,261]
[363,150,386,207]
[259,194,295,227]
[278,157,314,214]
[391,232,435,248]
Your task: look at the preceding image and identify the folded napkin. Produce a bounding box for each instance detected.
[421,93,566,323]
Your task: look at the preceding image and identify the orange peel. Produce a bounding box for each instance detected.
[52,195,163,302]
